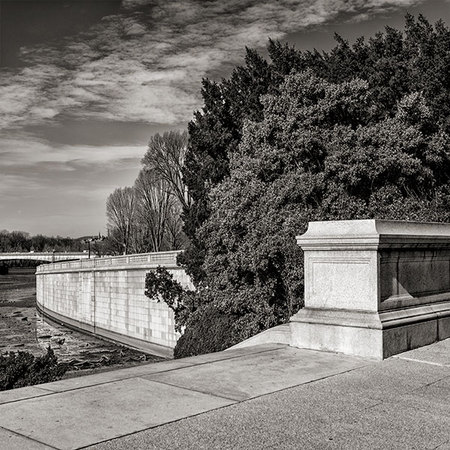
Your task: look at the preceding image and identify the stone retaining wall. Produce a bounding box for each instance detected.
[36,252,192,358]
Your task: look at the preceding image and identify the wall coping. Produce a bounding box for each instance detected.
[36,250,182,274]
[297,219,450,250]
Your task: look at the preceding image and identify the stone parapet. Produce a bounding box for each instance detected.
[0,252,92,262]
[291,220,450,359]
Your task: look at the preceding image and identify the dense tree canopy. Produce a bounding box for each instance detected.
[146,14,450,357]
[181,14,450,284]
[170,70,450,357]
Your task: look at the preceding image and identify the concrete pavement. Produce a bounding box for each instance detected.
[0,340,448,449]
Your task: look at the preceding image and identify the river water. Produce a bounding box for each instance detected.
[0,267,164,375]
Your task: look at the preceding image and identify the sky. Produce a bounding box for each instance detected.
[1,0,450,237]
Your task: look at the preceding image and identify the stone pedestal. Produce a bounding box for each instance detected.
[290,220,450,359]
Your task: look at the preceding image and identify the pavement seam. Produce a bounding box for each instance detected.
[141,359,372,404]
[411,373,450,392]
[0,424,60,449]
[75,400,245,450]
[36,386,61,393]
[78,363,372,450]
[361,400,385,411]
[0,390,59,406]
[138,376,241,402]
[0,347,283,406]
[394,356,450,367]
[48,347,283,394]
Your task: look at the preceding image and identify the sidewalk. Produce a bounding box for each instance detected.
[0,340,448,449]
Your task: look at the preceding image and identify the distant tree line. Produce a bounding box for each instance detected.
[0,230,85,253]
[142,14,450,358]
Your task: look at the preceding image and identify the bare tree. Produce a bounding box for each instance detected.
[134,169,173,252]
[106,187,136,254]
[141,130,191,210]
[105,131,190,255]
[163,204,186,250]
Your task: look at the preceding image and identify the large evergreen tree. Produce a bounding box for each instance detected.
[181,48,279,284]
[153,15,450,357]
[173,71,450,357]
[182,14,450,286]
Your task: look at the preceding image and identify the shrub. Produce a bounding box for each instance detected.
[145,266,196,333]
[0,347,67,391]
[173,304,236,358]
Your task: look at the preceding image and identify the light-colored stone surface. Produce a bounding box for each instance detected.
[87,341,450,450]
[0,340,447,450]
[91,356,450,450]
[304,250,379,312]
[0,344,369,450]
[0,378,235,449]
[0,386,53,405]
[227,324,291,349]
[394,338,450,366]
[0,427,53,449]
[0,252,92,262]
[290,320,384,359]
[40,359,196,392]
[291,220,450,359]
[144,346,367,401]
[36,252,193,354]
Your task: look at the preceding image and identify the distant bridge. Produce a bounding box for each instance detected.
[0,252,93,263]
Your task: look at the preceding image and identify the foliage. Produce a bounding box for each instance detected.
[0,230,84,253]
[173,304,236,358]
[144,266,195,333]
[175,31,450,356]
[0,347,67,391]
[144,267,235,357]
[181,49,276,284]
[142,14,450,357]
[181,14,450,284]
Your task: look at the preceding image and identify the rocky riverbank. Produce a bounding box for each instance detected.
[0,267,164,378]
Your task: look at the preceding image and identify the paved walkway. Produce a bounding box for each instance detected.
[0,340,449,450]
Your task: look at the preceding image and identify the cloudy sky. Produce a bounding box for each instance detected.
[1,0,450,237]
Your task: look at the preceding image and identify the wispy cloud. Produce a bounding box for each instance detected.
[0,135,145,167]
[0,134,145,235]
[0,0,426,130]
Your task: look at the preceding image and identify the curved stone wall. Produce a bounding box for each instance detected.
[36,251,192,358]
